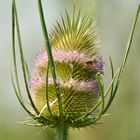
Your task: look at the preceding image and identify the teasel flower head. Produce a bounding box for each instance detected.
[13,4,103,128]
[28,8,104,128]
[11,0,140,133]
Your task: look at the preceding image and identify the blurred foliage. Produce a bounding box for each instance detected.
[0,0,140,140]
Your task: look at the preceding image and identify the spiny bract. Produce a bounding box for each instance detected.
[29,9,103,128]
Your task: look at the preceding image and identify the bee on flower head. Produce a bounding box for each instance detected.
[85,59,97,67]
[85,57,104,74]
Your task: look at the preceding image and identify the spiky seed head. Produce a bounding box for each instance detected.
[29,9,103,128]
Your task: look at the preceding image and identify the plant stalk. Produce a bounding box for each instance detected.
[57,126,68,140]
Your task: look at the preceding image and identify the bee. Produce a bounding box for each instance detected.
[85,59,97,68]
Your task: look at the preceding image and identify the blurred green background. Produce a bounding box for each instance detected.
[0,0,140,140]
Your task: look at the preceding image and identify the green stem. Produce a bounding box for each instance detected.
[57,127,68,140]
